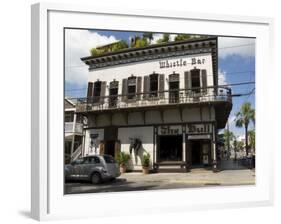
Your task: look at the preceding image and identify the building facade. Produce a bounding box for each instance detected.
[76,37,232,171]
[64,98,84,163]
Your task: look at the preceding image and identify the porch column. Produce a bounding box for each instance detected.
[212,123,218,172]
[70,113,77,157]
[182,133,186,162]
[212,141,217,171]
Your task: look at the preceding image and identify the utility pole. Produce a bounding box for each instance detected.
[227,121,230,160]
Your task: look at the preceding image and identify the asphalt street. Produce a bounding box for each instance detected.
[65,168,255,194]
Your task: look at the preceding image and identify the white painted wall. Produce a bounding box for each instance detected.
[118,126,154,170]
[84,129,104,156]
[88,53,214,95]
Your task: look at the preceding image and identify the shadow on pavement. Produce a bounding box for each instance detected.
[219,159,249,171]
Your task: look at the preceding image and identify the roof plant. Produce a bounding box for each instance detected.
[175,34,192,41]
[156,33,170,44]
[90,40,129,56]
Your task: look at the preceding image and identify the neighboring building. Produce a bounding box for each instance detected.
[64,98,84,163]
[76,37,232,171]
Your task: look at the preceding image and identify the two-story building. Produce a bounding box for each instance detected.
[76,37,232,171]
[64,98,84,163]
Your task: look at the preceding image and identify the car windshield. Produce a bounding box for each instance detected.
[103,155,116,163]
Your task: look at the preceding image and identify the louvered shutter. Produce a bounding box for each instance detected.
[100,81,106,104]
[87,82,93,103]
[201,69,207,94]
[143,76,150,99]
[122,78,128,102]
[99,141,105,155]
[184,71,191,95]
[136,76,142,100]
[159,74,165,99]
[114,140,121,160]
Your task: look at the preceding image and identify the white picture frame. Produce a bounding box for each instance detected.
[31,2,274,221]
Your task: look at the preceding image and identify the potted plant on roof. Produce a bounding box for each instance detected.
[142,153,150,174]
[116,151,131,173]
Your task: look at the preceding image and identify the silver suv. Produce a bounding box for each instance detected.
[65,155,121,184]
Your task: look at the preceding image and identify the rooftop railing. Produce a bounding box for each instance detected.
[75,86,232,113]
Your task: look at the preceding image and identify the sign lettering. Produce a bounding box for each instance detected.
[159,57,205,69]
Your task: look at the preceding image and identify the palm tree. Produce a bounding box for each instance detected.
[248,129,255,154]
[223,128,234,159]
[235,102,255,156]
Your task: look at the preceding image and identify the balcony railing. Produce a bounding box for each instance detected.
[75,86,232,113]
[64,122,83,134]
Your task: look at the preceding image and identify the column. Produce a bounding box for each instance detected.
[212,123,218,172]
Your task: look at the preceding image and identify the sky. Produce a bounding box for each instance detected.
[64,29,255,137]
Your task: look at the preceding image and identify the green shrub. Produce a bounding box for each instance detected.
[112,40,129,52]
[175,34,191,41]
[116,152,131,166]
[142,153,150,168]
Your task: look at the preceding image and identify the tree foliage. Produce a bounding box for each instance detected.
[142,32,154,44]
[175,34,191,41]
[248,129,255,151]
[235,102,255,155]
[156,33,170,44]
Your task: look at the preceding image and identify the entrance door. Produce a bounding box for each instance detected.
[104,140,116,157]
[191,141,202,165]
[158,135,182,162]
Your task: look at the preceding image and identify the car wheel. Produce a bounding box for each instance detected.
[91,172,101,184]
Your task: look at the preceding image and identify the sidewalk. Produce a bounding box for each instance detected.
[122,169,255,186]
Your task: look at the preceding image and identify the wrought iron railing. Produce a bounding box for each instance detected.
[75,86,232,113]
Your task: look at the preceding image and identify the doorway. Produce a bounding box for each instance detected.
[191,141,202,165]
[104,140,116,157]
[158,135,182,162]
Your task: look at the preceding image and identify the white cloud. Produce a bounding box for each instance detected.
[169,34,177,42]
[151,33,162,44]
[151,33,177,44]
[65,30,117,86]
[218,37,255,58]
[218,69,227,85]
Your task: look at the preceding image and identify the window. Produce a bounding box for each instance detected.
[103,155,116,163]
[109,81,118,107]
[191,69,200,93]
[149,73,159,97]
[93,81,102,103]
[64,112,74,122]
[127,76,137,99]
[92,156,100,164]
[169,73,180,103]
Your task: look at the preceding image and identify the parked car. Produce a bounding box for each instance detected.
[65,155,121,184]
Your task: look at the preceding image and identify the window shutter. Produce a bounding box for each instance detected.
[136,76,142,100]
[159,74,165,99]
[87,82,93,103]
[143,76,150,99]
[100,81,106,104]
[184,71,191,95]
[201,70,207,94]
[122,78,128,102]
[114,140,121,160]
[99,141,105,155]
